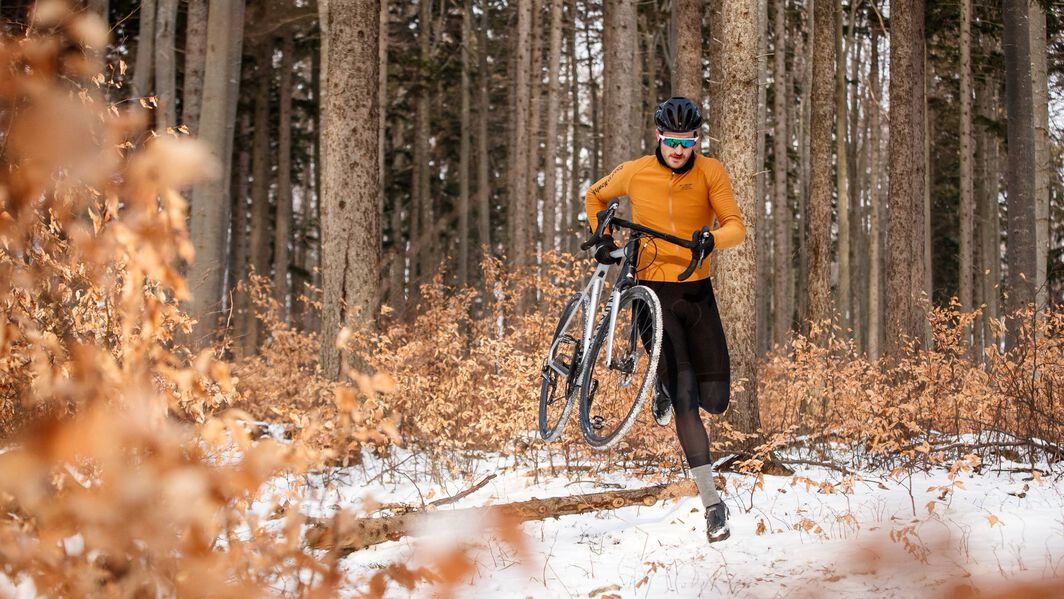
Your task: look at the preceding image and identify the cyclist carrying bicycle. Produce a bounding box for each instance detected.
[584,96,746,543]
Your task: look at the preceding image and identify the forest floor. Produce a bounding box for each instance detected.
[283,443,1064,598]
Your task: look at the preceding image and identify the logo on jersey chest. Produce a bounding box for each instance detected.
[678,183,695,191]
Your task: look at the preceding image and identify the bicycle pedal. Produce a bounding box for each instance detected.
[589,415,605,430]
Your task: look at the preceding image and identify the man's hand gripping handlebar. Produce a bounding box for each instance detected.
[581,199,715,282]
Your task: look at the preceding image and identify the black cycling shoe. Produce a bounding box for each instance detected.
[705,502,730,543]
[652,378,673,426]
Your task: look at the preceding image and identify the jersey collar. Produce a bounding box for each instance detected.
[655,146,697,175]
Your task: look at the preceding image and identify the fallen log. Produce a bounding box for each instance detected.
[305,480,697,555]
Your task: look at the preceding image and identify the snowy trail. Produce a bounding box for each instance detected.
[314,454,1064,597]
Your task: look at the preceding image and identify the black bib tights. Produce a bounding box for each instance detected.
[641,278,730,469]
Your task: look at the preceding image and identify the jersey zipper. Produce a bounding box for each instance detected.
[667,173,677,234]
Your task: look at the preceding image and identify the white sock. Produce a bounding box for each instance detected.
[691,464,721,507]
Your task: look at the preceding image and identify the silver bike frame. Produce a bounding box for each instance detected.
[580,247,627,370]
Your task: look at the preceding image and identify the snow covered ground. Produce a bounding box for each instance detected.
[299,450,1064,598]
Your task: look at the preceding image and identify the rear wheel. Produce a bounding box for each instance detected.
[538,294,586,441]
[578,285,662,449]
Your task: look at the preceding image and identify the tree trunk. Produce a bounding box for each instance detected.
[981,78,1002,342]
[796,3,811,323]
[867,26,882,360]
[318,0,382,379]
[959,0,973,316]
[833,0,849,330]
[153,0,177,130]
[1001,0,1037,346]
[583,10,600,181]
[379,0,390,302]
[756,0,770,354]
[273,35,295,318]
[805,0,834,329]
[602,0,635,174]
[132,0,156,99]
[187,0,246,349]
[308,480,699,555]
[771,0,791,347]
[567,0,581,253]
[229,113,252,350]
[543,0,563,254]
[413,0,433,284]
[670,0,703,100]
[182,0,208,132]
[885,0,927,355]
[1029,2,1049,310]
[477,0,491,262]
[458,0,472,287]
[643,27,658,155]
[510,0,532,266]
[243,45,273,356]
[527,3,544,251]
[715,0,762,436]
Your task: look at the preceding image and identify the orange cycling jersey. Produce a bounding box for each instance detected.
[585,154,746,282]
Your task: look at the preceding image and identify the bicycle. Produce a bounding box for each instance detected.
[538,199,714,449]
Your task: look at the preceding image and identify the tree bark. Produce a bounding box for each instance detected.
[477,0,491,262]
[1029,2,1049,310]
[307,481,699,555]
[981,79,1002,341]
[833,0,849,330]
[886,0,927,355]
[413,0,433,283]
[510,0,532,266]
[318,0,382,378]
[795,6,810,322]
[243,45,273,356]
[583,10,600,181]
[273,34,295,318]
[153,0,177,130]
[670,0,703,100]
[543,0,564,254]
[771,0,791,347]
[755,0,770,354]
[805,0,834,329]
[527,3,544,250]
[567,0,580,253]
[602,0,635,175]
[714,0,762,436]
[187,0,246,349]
[1001,0,1036,345]
[959,0,973,316]
[132,0,156,99]
[182,0,208,133]
[867,26,882,360]
[459,0,472,287]
[229,112,252,349]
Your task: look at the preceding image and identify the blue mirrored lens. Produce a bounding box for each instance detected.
[663,138,697,149]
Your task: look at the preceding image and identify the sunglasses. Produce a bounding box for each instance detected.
[658,133,698,149]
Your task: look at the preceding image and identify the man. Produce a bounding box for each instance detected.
[584,96,745,543]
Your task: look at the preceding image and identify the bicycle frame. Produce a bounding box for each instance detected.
[576,241,640,371]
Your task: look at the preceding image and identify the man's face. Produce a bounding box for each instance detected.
[658,129,698,169]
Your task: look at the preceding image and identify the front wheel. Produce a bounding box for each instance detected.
[578,285,662,449]
[538,294,586,441]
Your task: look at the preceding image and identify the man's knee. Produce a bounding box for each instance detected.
[699,380,730,414]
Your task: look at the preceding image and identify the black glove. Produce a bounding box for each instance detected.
[696,228,715,258]
[693,227,714,268]
[594,234,622,265]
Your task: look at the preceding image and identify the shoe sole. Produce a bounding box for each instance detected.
[707,528,731,543]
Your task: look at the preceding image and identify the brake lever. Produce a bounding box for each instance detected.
[583,199,621,251]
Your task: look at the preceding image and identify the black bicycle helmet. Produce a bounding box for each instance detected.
[654,96,703,133]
